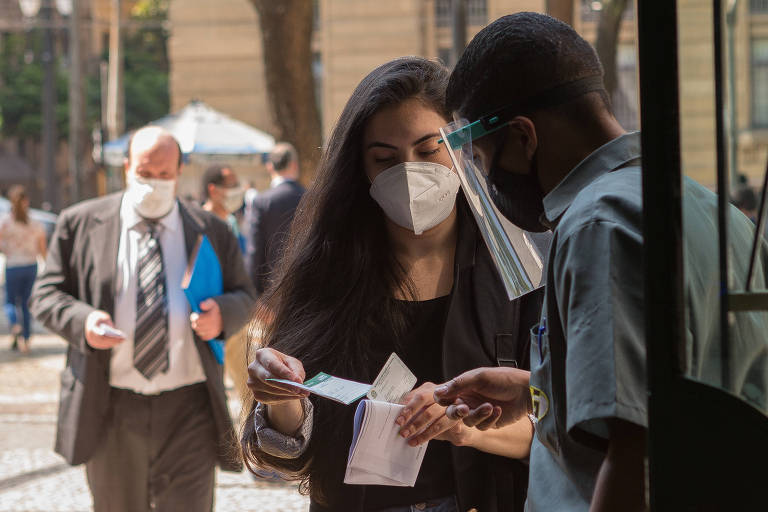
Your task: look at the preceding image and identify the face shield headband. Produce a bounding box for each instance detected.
[440,75,606,155]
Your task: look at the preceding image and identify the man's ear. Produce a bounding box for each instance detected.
[496,116,538,173]
[509,116,538,161]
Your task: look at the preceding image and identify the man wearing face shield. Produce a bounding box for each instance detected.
[433,12,768,512]
[30,126,256,511]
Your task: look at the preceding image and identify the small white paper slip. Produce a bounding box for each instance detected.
[93,324,126,339]
[367,352,417,403]
[267,372,371,406]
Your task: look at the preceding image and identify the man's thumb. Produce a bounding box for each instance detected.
[199,299,216,312]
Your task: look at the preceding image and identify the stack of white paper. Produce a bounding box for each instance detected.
[344,399,428,487]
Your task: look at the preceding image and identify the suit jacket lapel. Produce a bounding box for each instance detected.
[178,200,205,256]
[88,194,123,316]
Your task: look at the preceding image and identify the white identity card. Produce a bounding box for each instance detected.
[267,372,371,406]
[344,399,428,487]
[367,352,417,403]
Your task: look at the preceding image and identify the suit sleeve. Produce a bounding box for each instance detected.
[211,218,257,339]
[29,210,95,354]
[245,195,268,294]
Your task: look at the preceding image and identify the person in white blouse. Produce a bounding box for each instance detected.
[0,185,47,353]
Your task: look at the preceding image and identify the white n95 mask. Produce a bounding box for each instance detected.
[369,161,461,235]
[126,173,177,219]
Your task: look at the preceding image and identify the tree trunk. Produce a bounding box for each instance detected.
[595,0,629,99]
[546,0,574,26]
[249,0,322,185]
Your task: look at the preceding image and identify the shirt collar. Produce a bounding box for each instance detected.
[270,175,287,188]
[120,195,181,233]
[542,131,642,226]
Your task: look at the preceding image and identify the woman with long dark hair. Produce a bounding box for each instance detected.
[0,186,47,353]
[240,57,544,512]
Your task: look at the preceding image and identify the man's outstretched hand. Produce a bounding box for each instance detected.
[433,367,532,430]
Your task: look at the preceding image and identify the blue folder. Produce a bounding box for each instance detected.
[182,234,225,364]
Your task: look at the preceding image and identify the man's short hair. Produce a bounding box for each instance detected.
[446,12,610,123]
[268,142,298,172]
[201,165,232,200]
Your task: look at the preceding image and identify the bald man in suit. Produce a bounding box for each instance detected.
[31,127,256,512]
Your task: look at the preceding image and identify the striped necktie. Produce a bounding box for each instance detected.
[133,221,169,379]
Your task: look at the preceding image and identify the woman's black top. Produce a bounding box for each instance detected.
[363,295,455,511]
[293,195,548,512]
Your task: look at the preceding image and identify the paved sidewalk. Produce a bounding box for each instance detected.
[0,333,310,512]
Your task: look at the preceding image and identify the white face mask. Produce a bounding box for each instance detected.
[125,173,177,219]
[369,161,461,235]
[219,185,245,213]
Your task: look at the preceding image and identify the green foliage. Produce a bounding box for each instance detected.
[0,0,170,141]
[0,33,69,140]
[123,21,170,131]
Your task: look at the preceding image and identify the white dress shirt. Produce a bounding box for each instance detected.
[270,175,287,188]
[110,197,206,394]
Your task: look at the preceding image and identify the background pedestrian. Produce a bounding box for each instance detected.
[244,143,305,294]
[0,185,47,353]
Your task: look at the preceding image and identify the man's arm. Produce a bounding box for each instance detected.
[590,419,647,512]
[29,210,95,353]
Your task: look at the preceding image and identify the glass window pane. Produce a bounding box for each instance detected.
[752,40,768,127]
[678,0,768,417]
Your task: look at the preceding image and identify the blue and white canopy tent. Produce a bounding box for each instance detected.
[101,100,276,167]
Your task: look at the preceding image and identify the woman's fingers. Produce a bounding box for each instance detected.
[399,402,438,438]
[407,414,458,446]
[247,349,310,402]
[396,382,437,426]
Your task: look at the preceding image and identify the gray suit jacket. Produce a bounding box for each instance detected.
[30,193,256,471]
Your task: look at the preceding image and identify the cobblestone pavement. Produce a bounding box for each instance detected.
[0,333,310,512]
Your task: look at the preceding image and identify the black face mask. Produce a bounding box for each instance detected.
[486,137,549,232]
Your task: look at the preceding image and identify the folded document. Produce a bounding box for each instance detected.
[344,399,428,487]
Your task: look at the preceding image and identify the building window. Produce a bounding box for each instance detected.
[437,47,451,65]
[312,51,323,125]
[580,0,635,22]
[751,0,768,13]
[752,39,768,128]
[612,44,639,131]
[436,0,487,28]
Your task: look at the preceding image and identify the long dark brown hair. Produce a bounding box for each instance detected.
[8,186,29,224]
[240,56,450,505]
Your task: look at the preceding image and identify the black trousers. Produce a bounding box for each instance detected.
[86,383,218,512]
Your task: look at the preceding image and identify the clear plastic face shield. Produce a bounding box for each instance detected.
[439,118,545,301]
[438,75,607,300]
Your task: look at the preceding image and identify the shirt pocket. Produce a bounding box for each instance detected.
[529,323,559,453]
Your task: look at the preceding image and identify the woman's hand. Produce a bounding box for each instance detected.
[246,347,310,404]
[395,382,467,447]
